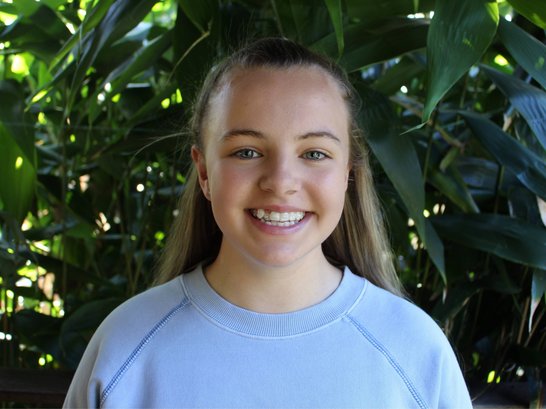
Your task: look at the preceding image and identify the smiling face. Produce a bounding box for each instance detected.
[192,66,351,270]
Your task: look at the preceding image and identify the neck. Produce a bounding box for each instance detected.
[204,247,342,314]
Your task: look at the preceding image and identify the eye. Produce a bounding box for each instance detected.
[234,148,261,159]
[302,151,328,160]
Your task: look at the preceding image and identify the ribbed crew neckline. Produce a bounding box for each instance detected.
[180,264,367,338]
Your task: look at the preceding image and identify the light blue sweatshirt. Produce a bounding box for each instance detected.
[64,265,472,408]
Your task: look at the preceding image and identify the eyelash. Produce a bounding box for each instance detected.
[302,151,329,161]
[233,149,262,159]
[232,149,330,161]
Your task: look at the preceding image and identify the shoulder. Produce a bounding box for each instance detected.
[90,276,191,365]
[98,276,189,338]
[348,279,447,350]
[346,277,471,408]
[64,275,191,407]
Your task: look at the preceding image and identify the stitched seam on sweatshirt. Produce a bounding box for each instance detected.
[99,299,190,407]
[347,315,429,409]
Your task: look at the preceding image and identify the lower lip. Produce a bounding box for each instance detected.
[246,211,310,235]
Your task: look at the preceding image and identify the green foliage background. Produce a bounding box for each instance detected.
[0,0,545,398]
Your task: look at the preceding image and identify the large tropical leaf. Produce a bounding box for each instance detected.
[372,56,425,95]
[62,0,158,113]
[506,0,546,29]
[324,0,344,57]
[530,269,546,331]
[0,81,34,162]
[433,213,546,269]
[345,0,421,22]
[0,80,36,224]
[428,167,480,213]
[481,65,546,151]
[87,31,172,122]
[49,0,116,70]
[0,125,36,224]
[358,85,446,280]
[462,112,546,200]
[59,297,124,368]
[423,0,499,123]
[497,19,546,90]
[271,0,332,44]
[178,0,217,34]
[313,19,428,72]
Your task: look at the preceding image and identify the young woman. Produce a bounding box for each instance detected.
[64,38,472,408]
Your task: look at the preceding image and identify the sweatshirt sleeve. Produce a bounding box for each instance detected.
[63,338,102,409]
[436,343,473,409]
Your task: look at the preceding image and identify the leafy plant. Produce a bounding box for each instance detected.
[0,0,544,403]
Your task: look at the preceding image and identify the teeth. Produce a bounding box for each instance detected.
[251,209,305,225]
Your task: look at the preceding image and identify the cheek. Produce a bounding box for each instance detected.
[308,168,349,210]
[208,164,251,199]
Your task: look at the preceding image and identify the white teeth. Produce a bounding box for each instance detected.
[251,209,305,225]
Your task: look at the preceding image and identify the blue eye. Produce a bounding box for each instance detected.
[303,151,327,160]
[234,149,261,159]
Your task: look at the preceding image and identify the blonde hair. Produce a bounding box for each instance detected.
[154,38,403,296]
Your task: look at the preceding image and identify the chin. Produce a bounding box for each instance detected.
[247,250,313,270]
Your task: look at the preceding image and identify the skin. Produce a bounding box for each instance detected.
[192,66,351,313]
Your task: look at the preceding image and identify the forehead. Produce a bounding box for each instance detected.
[204,66,350,144]
[220,65,347,109]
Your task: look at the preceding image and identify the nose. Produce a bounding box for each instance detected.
[258,156,300,195]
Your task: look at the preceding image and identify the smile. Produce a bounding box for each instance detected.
[250,209,306,226]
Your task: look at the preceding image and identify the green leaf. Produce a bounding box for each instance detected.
[0,81,36,224]
[13,310,62,357]
[345,0,418,22]
[28,4,70,41]
[87,31,172,122]
[481,65,546,151]
[432,273,520,321]
[372,56,425,95]
[63,0,158,113]
[60,297,124,368]
[177,0,216,33]
[11,0,40,17]
[433,213,546,269]
[127,83,179,127]
[422,0,499,122]
[497,19,546,90]
[428,167,480,213]
[506,0,546,29]
[358,85,446,280]
[0,133,35,223]
[431,283,480,322]
[0,80,34,162]
[0,3,17,15]
[272,0,332,45]
[49,0,116,71]
[313,19,428,72]
[19,251,113,287]
[530,269,546,331]
[462,112,546,200]
[172,6,214,104]
[324,0,344,57]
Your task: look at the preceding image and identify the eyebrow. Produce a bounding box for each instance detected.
[221,129,341,143]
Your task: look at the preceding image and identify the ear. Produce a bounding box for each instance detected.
[191,145,211,200]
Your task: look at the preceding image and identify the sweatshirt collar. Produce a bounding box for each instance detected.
[180,264,367,338]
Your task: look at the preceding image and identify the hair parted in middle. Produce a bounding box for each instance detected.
[154,37,403,296]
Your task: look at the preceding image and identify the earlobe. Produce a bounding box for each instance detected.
[191,145,211,200]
